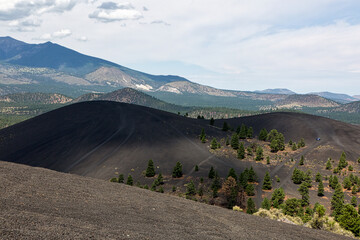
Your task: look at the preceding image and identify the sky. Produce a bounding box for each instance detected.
[0,0,360,95]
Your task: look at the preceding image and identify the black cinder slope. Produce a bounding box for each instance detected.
[0,161,349,240]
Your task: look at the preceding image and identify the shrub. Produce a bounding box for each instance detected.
[126,174,133,186]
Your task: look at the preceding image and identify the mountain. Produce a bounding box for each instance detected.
[353,95,360,100]
[330,101,360,113]
[255,88,296,95]
[0,36,187,96]
[73,87,191,113]
[272,94,340,109]
[310,91,358,104]
[0,92,72,104]
[0,160,348,240]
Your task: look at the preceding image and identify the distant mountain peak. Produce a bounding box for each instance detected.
[254,88,296,95]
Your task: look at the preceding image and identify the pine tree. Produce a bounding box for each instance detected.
[210,138,218,149]
[151,180,157,191]
[198,186,204,197]
[126,174,133,186]
[172,162,183,178]
[231,133,239,149]
[326,158,332,170]
[331,183,344,219]
[258,128,268,141]
[337,204,360,235]
[237,142,245,159]
[245,184,255,196]
[222,122,229,131]
[343,177,352,190]
[352,185,358,195]
[255,146,264,161]
[351,196,358,207]
[227,168,238,181]
[225,137,230,146]
[271,188,285,208]
[145,159,156,177]
[292,143,297,151]
[247,147,253,156]
[348,165,354,171]
[298,138,306,148]
[299,155,304,165]
[248,166,257,182]
[247,127,253,138]
[331,175,339,189]
[222,176,238,208]
[186,180,196,196]
[201,135,206,143]
[199,128,205,140]
[262,157,268,166]
[262,171,272,190]
[261,197,271,210]
[298,182,310,206]
[338,151,348,170]
[315,172,322,182]
[210,117,215,126]
[118,174,124,183]
[246,198,257,214]
[195,165,199,172]
[208,166,216,179]
[318,180,324,197]
[211,172,221,197]
[157,173,164,185]
[239,124,247,139]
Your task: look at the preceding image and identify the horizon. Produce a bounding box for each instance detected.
[1,1,360,95]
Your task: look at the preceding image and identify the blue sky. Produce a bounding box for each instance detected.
[0,0,360,95]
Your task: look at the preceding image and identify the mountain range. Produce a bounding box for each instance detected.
[0,36,358,105]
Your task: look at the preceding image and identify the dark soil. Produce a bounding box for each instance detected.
[0,161,352,240]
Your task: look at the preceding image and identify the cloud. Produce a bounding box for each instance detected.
[151,20,170,26]
[89,2,142,22]
[76,36,88,42]
[35,29,72,40]
[52,29,72,38]
[143,7,148,11]
[0,0,82,21]
[8,18,42,32]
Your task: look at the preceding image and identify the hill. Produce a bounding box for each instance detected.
[0,92,72,104]
[255,88,296,95]
[272,94,340,109]
[73,87,192,113]
[0,160,349,240]
[331,101,360,114]
[310,92,358,104]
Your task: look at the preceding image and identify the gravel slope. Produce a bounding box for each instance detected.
[0,161,352,240]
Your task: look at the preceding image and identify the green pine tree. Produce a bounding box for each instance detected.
[271,188,285,208]
[208,166,216,179]
[298,182,310,206]
[172,162,183,178]
[222,122,230,131]
[237,142,245,159]
[248,166,257,182]
[246,198,257,214]
[351,196,358,207]
[255,146,264,161]
[315,172,322,182]
[210,117,215,126]
[261,197,271,210]
[247,127,253,138]
[331,183,345,219]
[231,133,239,149]
[145,159,156,177]
[317,180,324,197]
[157,173,164,185]
[239,124,247,139]
[210,138,218,149]
[326,158,332,170]
[127,174,133,186]
[245,184,255,196]
[338,151,348,170]
[199,128,205,140]
[186,180,196,196]
[258,128,268,141]
[266,156,270,164]
[118,174,124,183]
[227,168,238,181]
[262,171,272,190]
[195,165,199,172]
[299,155,305,165]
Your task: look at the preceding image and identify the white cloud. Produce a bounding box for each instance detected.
[89,2,142,22]
[0,0,84,21]
[76,36,88,42]
[9,18,42,32]
[35,29,72,40]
